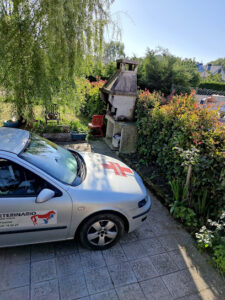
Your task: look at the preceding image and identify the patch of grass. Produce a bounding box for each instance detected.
[0,102,89,133]
[0,101,13,123]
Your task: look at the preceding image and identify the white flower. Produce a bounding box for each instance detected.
[216,224,223,230]
[220,212,225,220]
[200,226,206,232]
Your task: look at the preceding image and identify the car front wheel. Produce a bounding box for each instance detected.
[79,213,125,250]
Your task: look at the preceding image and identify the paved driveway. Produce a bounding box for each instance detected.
[0,140,224,300]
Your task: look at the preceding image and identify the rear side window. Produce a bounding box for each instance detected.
[0,159,59,197]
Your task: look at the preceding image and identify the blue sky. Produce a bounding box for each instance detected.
[108,0,225,63]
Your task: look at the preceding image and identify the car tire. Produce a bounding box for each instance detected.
[79,213,125,250]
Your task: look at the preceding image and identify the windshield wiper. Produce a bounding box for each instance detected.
[69,150,86,185]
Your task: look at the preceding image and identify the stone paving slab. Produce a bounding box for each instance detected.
[0,139,225,300]
[31,279,59,300]
[140,277,173,300]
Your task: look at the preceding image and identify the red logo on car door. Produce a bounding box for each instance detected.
[31,211,56,225]
[102,162,133,177]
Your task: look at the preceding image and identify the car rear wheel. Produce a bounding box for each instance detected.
[79,213,125,250]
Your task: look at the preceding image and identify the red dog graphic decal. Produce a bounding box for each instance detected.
[31,211,56,225]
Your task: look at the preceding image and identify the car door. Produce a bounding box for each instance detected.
[0,157,72,247]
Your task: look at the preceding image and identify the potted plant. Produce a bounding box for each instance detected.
[3,117,19,128]
[69,120,88,141]
[71,131,88,141]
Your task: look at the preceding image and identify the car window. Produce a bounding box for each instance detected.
[20,134,78,185]
[0,159,53,197]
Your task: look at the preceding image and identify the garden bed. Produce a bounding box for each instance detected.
[42,132,72,142]
[120,153,170,201]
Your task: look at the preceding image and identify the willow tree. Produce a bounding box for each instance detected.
[0,0,114,120]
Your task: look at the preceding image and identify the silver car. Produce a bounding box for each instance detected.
[0,128,151,250]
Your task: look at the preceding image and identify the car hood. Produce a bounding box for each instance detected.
[76,152,146,197]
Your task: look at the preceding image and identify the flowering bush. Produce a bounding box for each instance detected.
[137,90,225,220]
[195,226,215,249]
[137,90,225,273]
[196,212,225,248]
[138,89,162,109]
[196,211,225,274]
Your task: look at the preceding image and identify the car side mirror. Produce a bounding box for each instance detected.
[36,189,55,203]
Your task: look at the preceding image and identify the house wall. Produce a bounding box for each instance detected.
[108,94,136,120]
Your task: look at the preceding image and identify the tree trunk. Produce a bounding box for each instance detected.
[185,164,192,206]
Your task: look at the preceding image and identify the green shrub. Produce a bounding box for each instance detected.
[169,179,188,204]
[137,48,200,95]
[137,90,225,274]
[69,120,87,132]
[31,119,88,134]
[172,206,197,228]
[31,122,64,134]
[82,79,107,118]
[213,243,225,274]
[137,90,225,219]
[196,211,225,274]
[199,82,225,92]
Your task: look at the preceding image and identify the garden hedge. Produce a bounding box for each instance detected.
[136,90,225,220]
[136,90,225,274]
[199,82,225,93]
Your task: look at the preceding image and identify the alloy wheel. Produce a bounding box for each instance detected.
[87,219,118,246]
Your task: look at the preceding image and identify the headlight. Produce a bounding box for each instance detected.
[138,197,147,208]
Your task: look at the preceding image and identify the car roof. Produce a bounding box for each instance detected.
[0,127,30,155]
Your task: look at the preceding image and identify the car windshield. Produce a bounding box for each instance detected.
[20,134,77,185]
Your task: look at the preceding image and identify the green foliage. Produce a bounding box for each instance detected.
[169,179,197,229]
[137,91,225,220]
[200,73,224,83]
[69,120,87,132]
[32,122,64,134]
[172,206,197,228]
[213,243,225,274]
[193,190,209,218]
[196,211,225,274]
[137,48,200,95]
[209,58,225,69]
[0,0,114,120]
[73,77,90,115]
[82,80,107,118]
[32,119,88,135]
[91,61,117,80]
[199,82,225,92]
[103,41,125,62]
[173,146,200,167]
[169,179,188,204]
[137,89,225,275]
[104,62,117,79]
